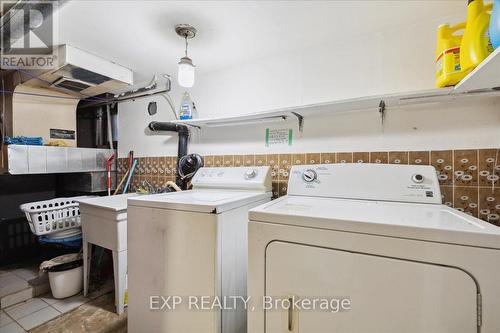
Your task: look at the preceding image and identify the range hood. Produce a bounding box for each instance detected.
[22,44,133,97]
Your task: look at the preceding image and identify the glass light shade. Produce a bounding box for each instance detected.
[178,57,195,88]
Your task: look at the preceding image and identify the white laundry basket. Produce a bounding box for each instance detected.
[20,197,89,237]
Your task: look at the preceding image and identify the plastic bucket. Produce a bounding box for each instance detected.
[47,259,83,299]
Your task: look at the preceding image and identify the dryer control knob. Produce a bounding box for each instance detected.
[302,169,317,182]
[245,169,257,179]
[412,174,424,183]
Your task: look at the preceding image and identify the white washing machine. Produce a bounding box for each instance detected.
[248,163,500,333]
[127,166,272,333]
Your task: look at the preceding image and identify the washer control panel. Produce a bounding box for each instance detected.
[192,166,272,191]
[288,163,441,204]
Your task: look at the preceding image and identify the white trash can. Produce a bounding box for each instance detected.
[41,254,83,299]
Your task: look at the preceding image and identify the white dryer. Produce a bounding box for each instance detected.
[127,166,272,333]
[248,163,500,333]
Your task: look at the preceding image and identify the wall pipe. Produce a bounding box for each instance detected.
[148,121,189,189]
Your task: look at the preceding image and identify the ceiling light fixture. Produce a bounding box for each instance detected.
[175,24,197,88]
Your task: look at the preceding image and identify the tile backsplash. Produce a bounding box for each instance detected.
[118,149,500,226]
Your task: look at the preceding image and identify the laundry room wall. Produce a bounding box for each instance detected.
[117,11,500,158]
[116,9,500,225]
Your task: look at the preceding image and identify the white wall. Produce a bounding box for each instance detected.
[118,11,500,158]
[118,94,500,158]
[186,17,460,118]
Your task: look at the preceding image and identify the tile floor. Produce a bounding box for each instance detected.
[0,281,114,332]
[30,292,126,333]
[0,264,45,309]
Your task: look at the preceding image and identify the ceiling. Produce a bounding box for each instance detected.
[57,0,465,84]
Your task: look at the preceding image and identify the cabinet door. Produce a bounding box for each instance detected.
[265,241,478,333]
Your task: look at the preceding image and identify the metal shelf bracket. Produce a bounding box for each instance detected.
[291,112,304,133]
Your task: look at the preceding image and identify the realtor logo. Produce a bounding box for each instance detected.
[0,0,58,69]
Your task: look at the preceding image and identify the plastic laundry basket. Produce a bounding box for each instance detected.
[20,196,93,237]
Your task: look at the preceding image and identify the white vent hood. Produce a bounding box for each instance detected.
[23,44,133,97]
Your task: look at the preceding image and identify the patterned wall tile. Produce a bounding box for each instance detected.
[117,158,126,174]
[279,181,288,197]
[370,152,388,164]
[244,155,255,166]
[306,153,321,165]
[389,151,408,165]
[224,155,234,167]
[320,153,336,164]
[145,157,152,176]
[272,182,280,199]
[267,154,279,181]
[479,187,500,225]
[353,152,369,163]
[431,150,453,185]
[204,155,215,167]
[278,154,292,180]
[478,149,500,187]
[233,155,244,167]
[151,157,159,177]
[166,156,176,179]
[255,155,267,167]
[292,154,306,166]
[132,148,500,226]
[440,186,453,207]
[138,157,146,176]
[337,152,353,163]
[213,155,224,167]
[454,187,479,217]
[409,151,430,165]
[158,157,166,177]
[453,150,478,186]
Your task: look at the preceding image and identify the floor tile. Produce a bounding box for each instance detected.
[0,288,34,309]
[0,309,14,327]
[39,293,58,305]
[0,274,30,298]
[51,294,88,313]
[11,267,39,282]
[17,306,60,331]
[4,298,48,320]
[1,321,26,333]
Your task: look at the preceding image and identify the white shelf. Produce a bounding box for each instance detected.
[172,49,500,129]
[454,47,500,93]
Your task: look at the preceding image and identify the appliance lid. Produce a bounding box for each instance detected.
[75,193,139,212]
[128,189,272,213]
[249,195,500,249]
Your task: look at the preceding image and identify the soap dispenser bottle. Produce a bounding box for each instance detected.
[460,0,494,74]
[179,92,194,120]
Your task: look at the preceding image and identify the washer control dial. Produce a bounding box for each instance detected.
[412,173,424,183]
[245,169,257,179]
[302,169,318,183]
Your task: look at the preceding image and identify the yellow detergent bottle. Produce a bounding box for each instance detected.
[460,0,494,75]
[435,22,466,87]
